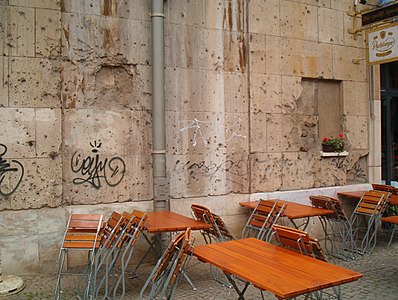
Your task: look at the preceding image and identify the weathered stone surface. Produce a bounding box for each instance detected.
[0,57,8,106]
[282,76,317,115]
[250,73,282,114]
[249,0,279,35]
[168,152,249,198]
[0,157,62,209]
[346,115,369,150]
[346,150,369,184]
[36,108,62,157]
[35,8,61,57]
[343,13,366,48]
[167,111,248,156]
[10,0,60,10]
[167,0,206,27]
[250,153,282,192]
[332,45,367,81]
[282,152,318,190]
[343,81,369,116]
[206,0,246,32]
[319,7,344,44]
[0,108,36,158]
[249,33,266,74]
[7,6,35,57]
[280,1,318,42]
[9,57,60,107]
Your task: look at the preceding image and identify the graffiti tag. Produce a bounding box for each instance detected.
[71,141,126,189]
[0,144,24,196]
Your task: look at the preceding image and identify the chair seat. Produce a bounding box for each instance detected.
[381,216,398,224]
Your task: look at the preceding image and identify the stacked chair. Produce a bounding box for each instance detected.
[349,190,390,254]
[309,195,354,260]
[55,210,147,300]
[242,199,286,242]
[272,225,342,299]
[140,227,193,300]
[191,203,236,243]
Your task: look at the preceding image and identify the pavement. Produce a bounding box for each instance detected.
[3,232,398,300]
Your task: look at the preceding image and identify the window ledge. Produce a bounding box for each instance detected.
[320,151,349,157]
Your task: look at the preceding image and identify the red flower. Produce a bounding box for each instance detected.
[323,137,329,142]
[338,133,344,138]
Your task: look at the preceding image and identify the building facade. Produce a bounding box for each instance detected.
[0,0,381,274]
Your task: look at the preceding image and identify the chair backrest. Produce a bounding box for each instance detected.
[272,225,326,261]
[98,211,126,249]
[140,228,193,300]
[354,190,390,217]
[242,200,286,241]
[191,204,235,242]
[309,195,349,222]
[62,214,104,249]
[372,183,395,192]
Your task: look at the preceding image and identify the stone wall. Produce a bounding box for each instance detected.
[0,0,371,274]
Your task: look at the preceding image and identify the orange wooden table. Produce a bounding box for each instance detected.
[240,200,333,229]
[145,210,212,233]
[194,238,362,299]
[337,190,398,205]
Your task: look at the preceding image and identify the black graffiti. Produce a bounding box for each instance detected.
[71,142,126,189]
[0,144,24,196]
[351,162,367,182]
[174,158,248,189]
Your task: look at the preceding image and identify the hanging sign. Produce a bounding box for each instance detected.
[362,2,398,26]
[366,23,398,65]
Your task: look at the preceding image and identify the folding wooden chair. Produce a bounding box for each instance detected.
[191,204,236,243]
[242,200,286,242]
[372,183,396,193]
[309,195,354,260]
[55,214,104,300]
[349,190,390,254]
[140,227,193,300]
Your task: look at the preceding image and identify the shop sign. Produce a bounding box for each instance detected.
[367,23,398,65]
[362,2,398,26]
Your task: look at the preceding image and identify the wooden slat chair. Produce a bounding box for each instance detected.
[191,204,236,243]
[111,210,147,300]
[372,183,396,193]
[87,211,126,299]
[349,190,391,254]
[140,228,193,300]
[272,225,340,300]
[54,213,104,300]
[309,195,354,260]
[380,215,398,247]
[242,200,286,242]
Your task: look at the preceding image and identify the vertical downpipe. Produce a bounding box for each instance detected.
[151,0,169,213]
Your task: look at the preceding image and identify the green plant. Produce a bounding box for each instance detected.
[322,133,345,152]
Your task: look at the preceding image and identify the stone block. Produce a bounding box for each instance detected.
[249,111,267,153]
[10,0,60,10]
[167,0,206,27]
[346,151,369,184]
[167,111,248,156]
[1,157,62,209]
[315,156,347,187]
[343,81,369,116]
[35,8,61,57]
[281,76,318,115]
[318,7,344,44]
[0,108,36,158]
[0,56,8,106]
[281,38,333,78]
[61,0,100,14]
[9,6,35,57]
[281,152,318,190]
[116,0,150,21]
[249,33,266,74]
[0,209,39,274]
[250,73,282,114]
[36,108,62,157]
[346,115,369,150]
[344,13,366,48]
[206,0,246,32]
[332,45,366,81]
[249,0,279,35]
[9,57,60,107]
[294,0,331,7]
[0,6,10,57]
[280,1,318,42]
[331,0,352,11]
[250,152,282,192]
[206,71,248,113]
[168,152,249,198]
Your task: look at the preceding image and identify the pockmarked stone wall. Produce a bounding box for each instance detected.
[0,0,371,274]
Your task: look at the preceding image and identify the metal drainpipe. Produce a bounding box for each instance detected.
[151,0,170,213]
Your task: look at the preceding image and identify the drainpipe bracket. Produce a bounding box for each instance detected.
[151,13,165,18]
[152,150,166,154]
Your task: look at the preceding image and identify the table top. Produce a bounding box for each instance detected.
[337,190,398,206]
[239,200,334,219]
[193,238,362,299]
[145,210,212,233]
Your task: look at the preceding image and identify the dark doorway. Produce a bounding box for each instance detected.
[380,62,398,185]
